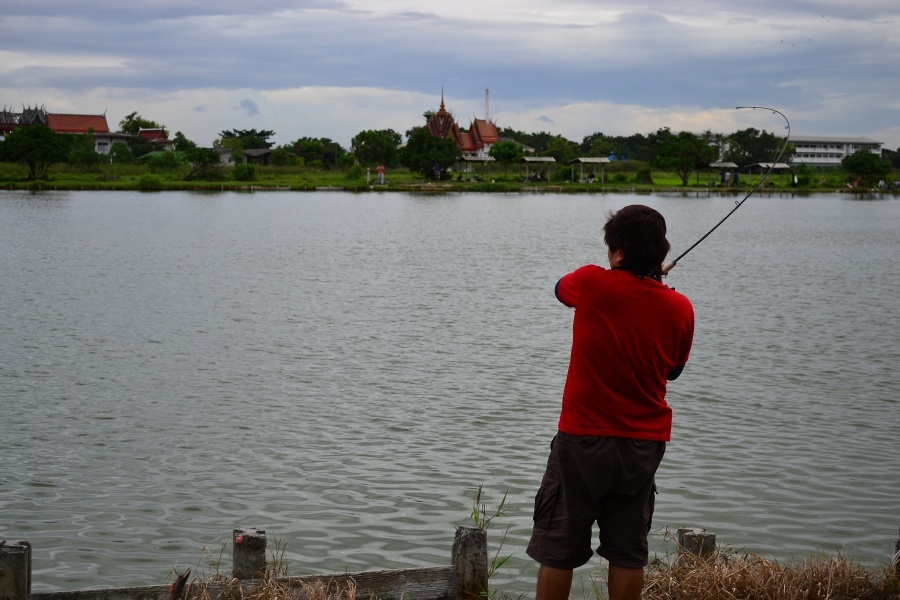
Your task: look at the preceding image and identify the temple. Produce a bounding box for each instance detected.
[424,92,499,160]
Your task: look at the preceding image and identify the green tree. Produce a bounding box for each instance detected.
[183,147,224,180]
[351,129,402,166]
[700,129,727,161]
[109,141,133,164]
[497,127,555,153]
[119,111,166,136]
[725,128,793,166]
[214,136,244,164]
[401,127,461,179]
[68,130,102,168]
[219,129,275,149]
[544,135,580,164]
[583,132,615,157]
[270,146,301,166]
[841,149,891,186]
[289,137,346,169]
[172,131,197,152]
[0,125,69,180]
[609,132,650,161]
[657,129,718,186]
[128,135,156,159]
[881,147,899,168]
[488,140,524,178]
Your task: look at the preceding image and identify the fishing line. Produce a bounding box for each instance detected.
[662,106,791,275]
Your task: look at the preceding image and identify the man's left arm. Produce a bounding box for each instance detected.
[666,365,684,381]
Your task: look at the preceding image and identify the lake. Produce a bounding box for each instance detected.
[1,189,898,595]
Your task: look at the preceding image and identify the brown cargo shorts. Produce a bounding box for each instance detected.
[526,432,665,570]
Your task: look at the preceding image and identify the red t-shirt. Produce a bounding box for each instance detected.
[555,264,694,441]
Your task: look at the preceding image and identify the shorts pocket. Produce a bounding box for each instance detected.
[645,482,657,532]
[532,479,561,529]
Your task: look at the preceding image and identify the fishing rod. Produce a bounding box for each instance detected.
[662,106,791,275]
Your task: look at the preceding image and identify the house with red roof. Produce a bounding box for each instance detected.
[425,94,500,160]
[47,113,134,154]
[137,128,173,151]
[0,107,132,154]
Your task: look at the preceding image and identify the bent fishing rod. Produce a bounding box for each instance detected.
[662,106,791,275]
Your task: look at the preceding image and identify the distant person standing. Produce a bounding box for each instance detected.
[433,164,441,180]
[376,164,385,185]
[724,171,731,187]
[732,170,739,186]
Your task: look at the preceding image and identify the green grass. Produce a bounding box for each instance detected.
[1,161,895,194]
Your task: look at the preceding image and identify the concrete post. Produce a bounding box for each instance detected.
[0,540,31,600]
[232,528,267,580]
[677,528,716,561]
[450,526,488,600]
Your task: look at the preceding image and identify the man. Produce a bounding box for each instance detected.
[527,205,694,600]
[376,164,385,185]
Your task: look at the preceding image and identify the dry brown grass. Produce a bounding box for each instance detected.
[639,548,900,600]
[186,574,360,600]
[173,539,367,600]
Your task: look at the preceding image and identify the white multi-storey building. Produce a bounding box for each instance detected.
[791,135,883,167]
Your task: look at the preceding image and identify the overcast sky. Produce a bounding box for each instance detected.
[2,1,899,150]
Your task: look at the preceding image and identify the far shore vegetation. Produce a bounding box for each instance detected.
[0,159,896,196]
[1,116,898,194]
[1,158,898,196]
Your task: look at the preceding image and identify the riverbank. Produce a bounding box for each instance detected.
[2,163,896,195]
[3,179,897,196]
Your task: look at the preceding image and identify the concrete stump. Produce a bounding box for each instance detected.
[232,528,267,580]
[451,526,488,600]
[0,540,31,600]
[677,528,716,561]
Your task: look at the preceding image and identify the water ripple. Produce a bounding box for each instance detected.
[1,191,898,595]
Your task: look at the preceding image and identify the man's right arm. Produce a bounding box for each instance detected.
[555,267,587,307]
[554,278,574,307]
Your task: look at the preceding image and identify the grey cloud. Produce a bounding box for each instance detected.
[614,11,672,28]
[239,99,260,117]
[1,1,898,148]
[1,0,352,20]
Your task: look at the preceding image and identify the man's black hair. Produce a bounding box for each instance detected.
[603,205,670,281]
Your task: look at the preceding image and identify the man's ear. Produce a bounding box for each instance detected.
[608,248,625,268]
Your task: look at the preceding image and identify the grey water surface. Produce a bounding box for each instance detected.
[1,190,898,594]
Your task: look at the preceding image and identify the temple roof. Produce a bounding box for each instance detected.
[469,118,499,145]
[425,94,499,153]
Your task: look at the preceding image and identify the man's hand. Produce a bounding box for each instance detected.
[662,261,676,276]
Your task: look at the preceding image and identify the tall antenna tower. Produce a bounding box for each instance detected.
[485,88,490,121]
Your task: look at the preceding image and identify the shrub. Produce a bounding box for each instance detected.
[635,167,654,184]
[344,164,364,181]
[139,175,163,191]
[233,164,257,181]
[148,152,182,172]
[270,148,300,166]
